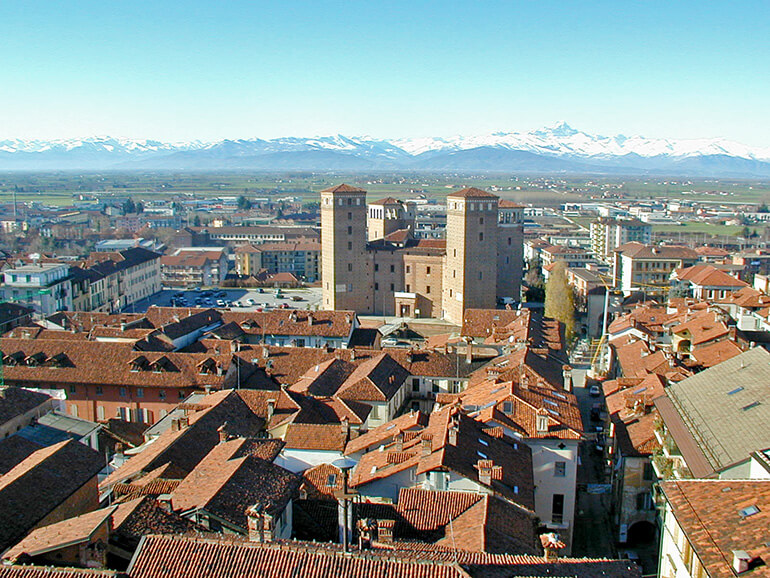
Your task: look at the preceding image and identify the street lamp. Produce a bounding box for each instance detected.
[331,456,358,552]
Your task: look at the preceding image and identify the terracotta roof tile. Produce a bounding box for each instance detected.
[0,439,104,551]
[661,480,770,578]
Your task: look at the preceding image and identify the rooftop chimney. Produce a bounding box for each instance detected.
[217,422,228,444]
[376,519,394,544]
[536,410,549,434]
[733,551,751,575]
[247,505,274,543]
[421,434,433,456]
[170,417,181,432]
[266,399,276,423]
[178,416,189,429]
[540,533,566,561]
[448,424,458,446]
[465,339,473,364]
[394,432,404,452]
[341,416,350,439]
[477,459,495,486]
[307,313,314,326]
[562,366,573,392]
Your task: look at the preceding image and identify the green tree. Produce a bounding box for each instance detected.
[237,195,252,210]
[544,261,575,340]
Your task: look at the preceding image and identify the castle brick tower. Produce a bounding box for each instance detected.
[321,184,372,313]
[442,188,499,324]
[367,198,416,241]
[497,199,525,302]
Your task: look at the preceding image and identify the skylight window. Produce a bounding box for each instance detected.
[552,392,566,400]
[490,387,504,395]
[479,438,489,446]
[739,505,760,518]
[727,386,744,395]
[385,424,396,430]
[632,386,648,395]
[547,409,560,416]
[545,399,558,407]
[742,401,760,411]
[477,451,487,459]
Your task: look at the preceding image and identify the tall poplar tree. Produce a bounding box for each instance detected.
[545,261,575,340]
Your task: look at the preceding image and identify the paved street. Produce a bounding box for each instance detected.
[570,363,615,559]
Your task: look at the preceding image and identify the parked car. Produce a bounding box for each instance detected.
[291,295,303,301]
[589,385,601,397]
[246,298,257,306]
[216,299,225,307]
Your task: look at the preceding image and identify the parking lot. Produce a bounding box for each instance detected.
[124,286,323,314]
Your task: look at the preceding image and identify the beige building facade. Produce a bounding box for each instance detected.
[321,185,523,324]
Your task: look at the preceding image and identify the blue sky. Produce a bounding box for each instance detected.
[1,1,768,145]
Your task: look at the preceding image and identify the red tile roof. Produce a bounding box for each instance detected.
[661,480,770,578]
[3,507,113,562]
[0,439,104,551]
[170,437,299,529]
[447,187,499,199]
[673,264,747,288]
[321,184,366,194]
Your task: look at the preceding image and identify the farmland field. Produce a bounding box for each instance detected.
[0,172,768,207]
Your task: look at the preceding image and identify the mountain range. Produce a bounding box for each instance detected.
[2,123,770,177]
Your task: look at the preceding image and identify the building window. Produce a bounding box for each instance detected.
[159,390,166,400]
[479,217,484,224]
[119,387,127,397]
[426,286,431,294]
[426,266,431,275]
[643,461,654,481]
[479,232,484,242]
[347,242,352,250]
[390,283,394,291]
[136,388,144,398]
[552,494,564,524]
[178,390,186,399]
[478,272,483,280]
[326,474,337,487]
[406,265,411,273]
[390,265,394,273]
[412,378,420,392]
[502,401,513,414]
[348,212,352,220]
[97,406,105,421]
[95,386,103,395]
[374,282,379,290]
[69,385,77,394]
[348,263,353,272]
[347,226,352,235]
[406,284,411,292]
[554,461,566,477]
[374,264,379,272]
[508,237,512,246]
[453,249,457,257]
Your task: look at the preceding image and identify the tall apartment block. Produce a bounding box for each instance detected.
[321,184,524,325]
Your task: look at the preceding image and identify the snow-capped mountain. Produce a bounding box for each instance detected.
[392,122,770,162]
[1,124,769,176]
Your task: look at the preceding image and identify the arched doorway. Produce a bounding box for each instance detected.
[627,520,656,545]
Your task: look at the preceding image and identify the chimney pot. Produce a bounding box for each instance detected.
[421,434,433,456]
[733,551,751,575]
[448,425,458,446]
